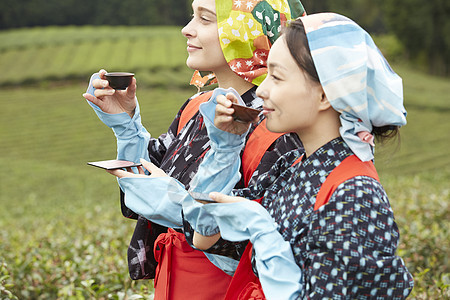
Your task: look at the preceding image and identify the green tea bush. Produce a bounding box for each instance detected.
[381,172,450,298]
[0,262,18,300]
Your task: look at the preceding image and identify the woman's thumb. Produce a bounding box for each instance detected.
[140,158,155,172]
[140,158,167,177]
[209,192,234,203]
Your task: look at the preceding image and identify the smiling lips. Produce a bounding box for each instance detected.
[262,106,274,116]
[187,43,202,52]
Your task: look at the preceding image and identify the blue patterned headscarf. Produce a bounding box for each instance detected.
[300,13,407,162]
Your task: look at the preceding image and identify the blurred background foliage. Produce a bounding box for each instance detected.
[0,0,449,75]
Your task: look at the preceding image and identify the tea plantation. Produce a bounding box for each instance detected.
[0,26,449,299]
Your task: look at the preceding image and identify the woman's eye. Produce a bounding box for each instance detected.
[271,75,281,81]
[190,13,211,23]
[200,15,211,22]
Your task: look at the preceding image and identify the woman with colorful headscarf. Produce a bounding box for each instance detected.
[179,13,414,299]
[83,0,305,299]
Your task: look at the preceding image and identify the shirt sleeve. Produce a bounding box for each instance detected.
[188,87,249,195]
[118,176,187,228]
[202,201,303,300]
[85,73,151,163]
[303,176,414,299]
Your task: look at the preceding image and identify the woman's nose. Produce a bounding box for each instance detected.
[256,84,268,101]
[182,20,195,38]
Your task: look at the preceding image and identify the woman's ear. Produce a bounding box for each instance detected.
[318,89,332,111]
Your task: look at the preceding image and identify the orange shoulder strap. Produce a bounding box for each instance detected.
[314,154,379,210]
[177,91,213,135]
[241,119,284,186]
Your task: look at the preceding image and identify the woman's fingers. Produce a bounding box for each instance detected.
[225,92,239,104]
[99,69,107,79]
[215,114,233,125]
[106,167,149,179]
[215,94,252,134]
[91,73,114,99]
[106,168,129,178]
[216,101,234,116]
[216,94,233,107]
[126,77,137,98]
[94,87,115,98]
[137,166,146,175]
[215,95,235,130]
[140,158,168,177]
[92,77,109,89]
[82,93,101,106]
[101,158,167,179]
[209,192,247,203]
[92,69,114,98]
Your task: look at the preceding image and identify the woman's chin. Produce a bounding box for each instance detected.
[185,59,195,70]
[265,119,285,134]
[186,58,215,72]
[186,59,203,71]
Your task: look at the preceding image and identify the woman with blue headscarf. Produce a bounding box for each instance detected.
[180,13,414,299]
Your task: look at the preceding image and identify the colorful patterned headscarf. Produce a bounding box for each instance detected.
[300,13,407,162]
[190,0,306,88]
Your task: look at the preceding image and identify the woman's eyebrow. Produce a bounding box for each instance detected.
[197,7,216,16]
[268,62,288,72]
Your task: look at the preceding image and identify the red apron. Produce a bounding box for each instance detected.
[224,154,379,299]
[153,228,232,300]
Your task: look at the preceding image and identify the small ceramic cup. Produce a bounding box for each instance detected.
[105,72,134,90]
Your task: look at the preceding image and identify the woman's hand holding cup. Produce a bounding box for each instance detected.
[83,69,137,118]
[214,93,258,135]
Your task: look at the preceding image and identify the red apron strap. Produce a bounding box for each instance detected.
[177,91,213,135]
[314,154,379,210]
[224,243,265,300]
[153,229,192,300]
[238,282,266,300]
[242,119,284,186]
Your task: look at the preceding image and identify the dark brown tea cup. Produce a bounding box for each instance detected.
[105,72,134,90]
[231,103,262,123]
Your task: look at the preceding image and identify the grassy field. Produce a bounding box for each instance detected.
[0,26,192,88]
[0,26,449,299]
